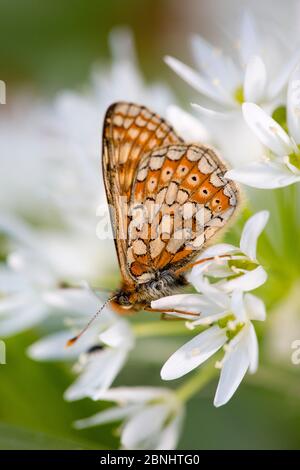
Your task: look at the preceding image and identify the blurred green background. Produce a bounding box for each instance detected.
[0,0,300,450]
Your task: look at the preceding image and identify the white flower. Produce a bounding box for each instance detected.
[165,11,300,116]
[0,213,111,336]
[166,105,210,143]
[28,287,134,401]
[226,66,300,189]
[46,27,175,234]
[152,290,266,407]
[74,387,184,450]
[188,211,269,294]
[0,215,63,336]
[0,96,60,222]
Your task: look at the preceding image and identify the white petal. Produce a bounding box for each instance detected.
[121,404,169,450]
[0,267,28,294]
[0,303,47,337]
[191,263,234,282]
[0,291,31,313]
[156,410,184,450]
[226,161,300,189]
[243,56,267,103]
[222,266,267,292]
[240,210,269,259]
[166,105,209,142]
[185,281,230,311]
[247,323,259,373]
[287,62,300,144]
[268,49,300,99]
[190,34,240,93]
[197,243,238,260]
[95,387,168,404]
[99,320,134,349]
[161,325,227,380]
[152,293,227,317]
[189,311,227,327]
[214,330,250,407]
[74,404,139,429]
[27,330,88,361]
[65,348,128,401]
[89,349,129,401]
[43,287,106,315]
[0,213,39,250]
[242,103,294,156]
[244,293,266,321]
[230,289,247,323]
[192,102,234,118]
[164,56,233,106]
[239,11,260,65]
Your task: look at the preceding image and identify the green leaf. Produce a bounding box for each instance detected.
[0,422,102,450]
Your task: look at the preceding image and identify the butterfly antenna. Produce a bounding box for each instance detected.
[66,295,116,347]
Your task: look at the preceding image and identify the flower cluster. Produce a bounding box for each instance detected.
[152,212,268,407]
[75,387,184,450]
[227,67,300,188]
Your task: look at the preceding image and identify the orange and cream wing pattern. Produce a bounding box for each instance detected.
[102,102,183,199]
[102,102,183,284]
[127,144,238,282]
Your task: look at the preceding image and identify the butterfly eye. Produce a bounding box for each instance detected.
[117,294,131,306]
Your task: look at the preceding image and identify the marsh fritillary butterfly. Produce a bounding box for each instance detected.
[67,102,238,345]
[102,102,239,314]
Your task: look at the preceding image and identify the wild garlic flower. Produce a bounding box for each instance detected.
[165,12,300,116]
[152,289,266,407]
[226,63,300,188]
[28,287,134,401]
[0,214,109,336]
[75,387,184,450]
[189,211,269,293]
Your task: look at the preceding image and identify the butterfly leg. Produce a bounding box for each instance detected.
[143,305,200,320]
[175,254,231,275]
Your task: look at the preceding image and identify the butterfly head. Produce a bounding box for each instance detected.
[110,287,141,314]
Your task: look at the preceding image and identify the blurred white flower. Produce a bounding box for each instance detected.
[74,387,184,450]
[28,286,134,401]
[0,215,65,336]
[188,211,269,294]
[226,64,300,188]
[166,104,210,143]
[165,12,300,116]
[153,290,266,407]
[0,213,114,336]
[0,97,62,223]
[46,27,175,234]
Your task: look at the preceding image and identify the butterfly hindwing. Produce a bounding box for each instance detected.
[128,143,238,282]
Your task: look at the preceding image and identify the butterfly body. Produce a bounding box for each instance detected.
[102,102,239,314]
[112,270,188,312]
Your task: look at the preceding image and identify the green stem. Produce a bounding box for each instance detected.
[176,360,217,403]
[133,321,204,338]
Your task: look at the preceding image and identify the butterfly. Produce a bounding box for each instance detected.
[102,102,239,315]
[67,102,238,345]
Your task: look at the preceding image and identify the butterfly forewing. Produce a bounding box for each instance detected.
[102,102,183,285]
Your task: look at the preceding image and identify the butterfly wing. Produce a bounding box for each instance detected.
[127,143,238,281]
[102,102,183,285]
